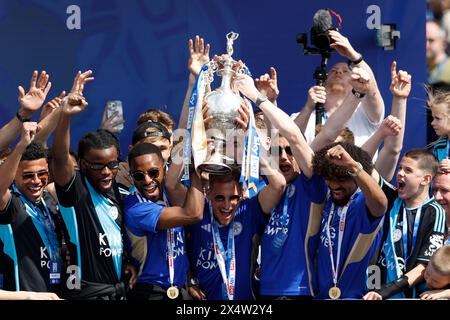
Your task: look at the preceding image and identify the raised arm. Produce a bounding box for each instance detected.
[361,115,402,159]
[293,85,327,134]
[257,148,286,215]
[0,71,51,152]
[157,171,205,230]
[0,122,40,211]
[52,71,94,187]
[374,62,411,181]
[329,30,384,124]
[326,144,387,217]
[255,67,279,106]
[178,35,211,131]
[310,67,371,151]
[234,73,315,178]
[167,36,210,205]
[34,91,66,147]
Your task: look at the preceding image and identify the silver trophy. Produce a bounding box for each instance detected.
[198,32,245,175]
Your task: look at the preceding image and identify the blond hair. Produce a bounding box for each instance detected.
[427,88,450,116]
[430,246,450,276]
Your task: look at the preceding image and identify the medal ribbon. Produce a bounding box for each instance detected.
[325,202,349,288]
[209,201,236,300]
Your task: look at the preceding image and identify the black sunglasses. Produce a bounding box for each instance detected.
[131,168,160,182]
[84,160,119,171]
[22,170,49,181]
[278,146,293,156]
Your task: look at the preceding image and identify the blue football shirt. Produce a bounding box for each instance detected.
[316,191,384,299]
[124,191,188,288]
[260,173,328,296]
[187,196,266,300]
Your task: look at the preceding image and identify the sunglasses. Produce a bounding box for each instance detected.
[278,146,293,156]
[84,160,119,171]
[214,195,241,203]
[131,168,160,182]
[22,170,49,181]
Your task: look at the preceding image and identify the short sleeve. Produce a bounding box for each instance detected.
[0,194,23,225]
[55,171,87,207]
[297,173,328,204]
[241,196,267,234]
[125,200,164,235]
[416,204,447,263]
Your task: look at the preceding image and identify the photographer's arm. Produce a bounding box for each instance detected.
[310,67,370,151]
[293,85,326,135]
[329,30,384,124]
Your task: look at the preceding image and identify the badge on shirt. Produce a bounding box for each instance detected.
[108,206,119,220]
[234,222,243,236]
[393,228,402,243]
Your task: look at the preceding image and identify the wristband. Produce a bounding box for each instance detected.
[16,111,31,123]
[375,275,409,299]
[255,93,268,107]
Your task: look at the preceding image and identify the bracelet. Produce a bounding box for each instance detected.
[347,162,363,177]
[16,111,31,123]
[351,88,366,99]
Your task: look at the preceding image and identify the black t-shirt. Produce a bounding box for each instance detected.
[55,171,127,294]
[375,180,447,295]
[0,190,65,293]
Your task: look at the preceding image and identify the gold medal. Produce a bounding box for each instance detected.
[167,286,179,299]
[328,286,341,300]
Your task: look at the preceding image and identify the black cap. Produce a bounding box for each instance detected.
[132,121,171,145]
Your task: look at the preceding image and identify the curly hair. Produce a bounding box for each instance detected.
[21,142,48,161]
[78,129,120,160]
[312,142,373,180]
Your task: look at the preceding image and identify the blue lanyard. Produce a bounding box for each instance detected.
[401,199,428,262]
[211,215,234,276]
[279,185,290,227]
[14,186,60,262]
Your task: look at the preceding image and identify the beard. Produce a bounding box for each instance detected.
[331,194,352,207]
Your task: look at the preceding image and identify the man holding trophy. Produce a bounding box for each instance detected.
[183,33,287,300]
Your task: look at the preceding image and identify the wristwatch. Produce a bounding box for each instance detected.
[347,53,364,67]
[352,88,366,99]
[348,162,363,177]
[255,93,268,107]
[188,277,199,288]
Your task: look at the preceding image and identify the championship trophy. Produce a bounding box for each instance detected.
[197,32,245,175]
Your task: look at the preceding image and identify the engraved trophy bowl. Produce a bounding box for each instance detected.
[198,33,243,175]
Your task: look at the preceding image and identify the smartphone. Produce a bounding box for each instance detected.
[106,100,124,131]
